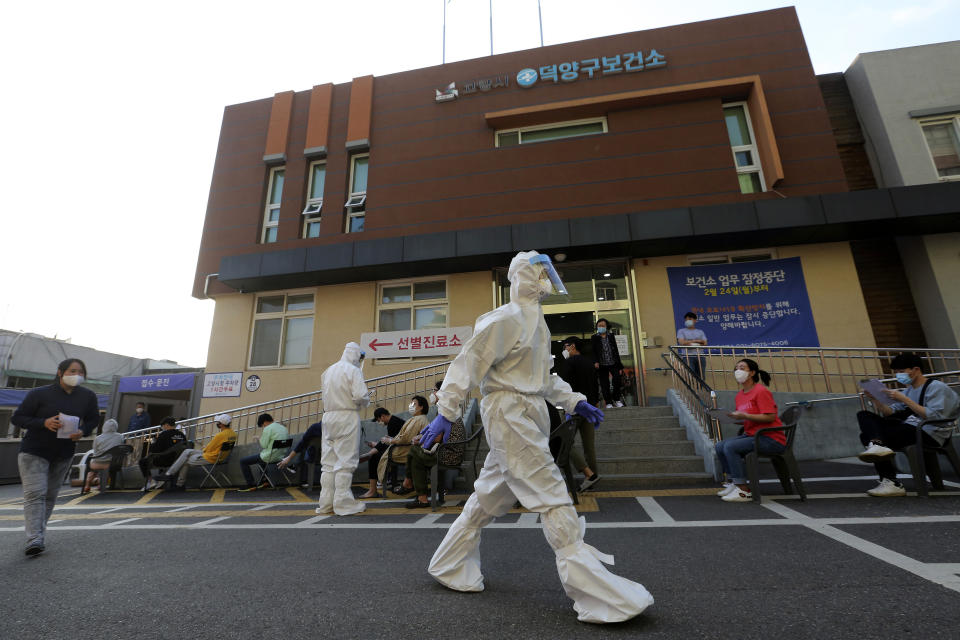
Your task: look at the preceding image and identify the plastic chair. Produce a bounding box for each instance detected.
[550,418,580,505]
[902,418,960,498]
[429,424,485,511]
[97,445,134,491]
[303,436,324,491]
[745,406,806,504]
[68,450,92,486]
[198,441,236,489]
[254,438,294,489]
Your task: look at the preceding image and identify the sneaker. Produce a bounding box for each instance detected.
[605,404,614,409]
[405,498,430,509]
[866,478,906,497]
[614,401,624,408]
[717,482,736,497]
[282,465,297,475]
[238,486,258,493]
[721,487,753,502]
[858,442,895,462]
[24,543,45,557]
[579,474,600,492]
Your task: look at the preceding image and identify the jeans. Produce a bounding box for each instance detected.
[714,434,786,484]
[18,453,73,547]
[240,453,266,487]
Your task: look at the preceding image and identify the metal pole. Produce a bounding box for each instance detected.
[538,0,544,46]
[489,0,493,55]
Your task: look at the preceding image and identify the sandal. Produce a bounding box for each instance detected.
[393,485,413,496]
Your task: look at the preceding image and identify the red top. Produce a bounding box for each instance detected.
[736,384,785,445]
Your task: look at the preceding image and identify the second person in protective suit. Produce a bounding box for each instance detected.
[317,342,370,516]
[417,250,654,624]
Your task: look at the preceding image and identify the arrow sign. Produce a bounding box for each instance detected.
[367,338,394,352]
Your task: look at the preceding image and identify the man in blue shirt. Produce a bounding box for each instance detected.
[676,311,708,378]
[12,358,101,556]
[127,401,151,432]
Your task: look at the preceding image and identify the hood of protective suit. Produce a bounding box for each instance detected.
[508,250,547,305]
[340,342,364,368]
[102,418,119,434]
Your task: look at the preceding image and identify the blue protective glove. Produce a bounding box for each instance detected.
[418,414,453,448]
[574,401,605,428]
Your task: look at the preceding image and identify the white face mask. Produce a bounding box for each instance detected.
[537,277,553,300]
[561,349,571,359]
[429,392,437,404]
[734,369,750,384]
[136,408,144,414]
[409,402,417,413]
[684,319,695,328]
[61,374,84,387]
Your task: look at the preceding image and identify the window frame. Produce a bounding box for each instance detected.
[722,101,765,194]
[261,166,285,244]
[302,160,326,238]
[344,153,369,233]
[375,277,450,335]
[918,115,960,182]
[248,290,315,370]
[687,248,777,266]
[494,117,608,148]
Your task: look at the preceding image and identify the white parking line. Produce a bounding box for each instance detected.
[165,506,196,513]
[294,515,329,526]
[104,518,142,526]
[249,505,274,511]
[635,497,675,523]
[90,507,124,515]
[192,517,231,526]
[413,513,445,527]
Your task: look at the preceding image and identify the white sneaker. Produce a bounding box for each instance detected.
[605,404,614,409]
[579,474,600,492]
[721,486,753,502]
[717,482,736,496]
[866,478,906,497]
[858,442,895,462]
[614,401,624,408]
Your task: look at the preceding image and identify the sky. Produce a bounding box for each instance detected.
[2,0,957,368]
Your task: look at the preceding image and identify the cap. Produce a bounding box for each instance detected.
[214,413,232,426]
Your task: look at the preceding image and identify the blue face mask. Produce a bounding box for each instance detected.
[895,372,912,385]
[597,327,606,335]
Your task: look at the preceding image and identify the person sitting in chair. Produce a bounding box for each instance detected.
[158,414,236,491]
[857,352,960,497]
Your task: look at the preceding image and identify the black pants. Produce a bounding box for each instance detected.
[138,449,182,479]
[368,442,388,479]
[856,411,939,481]
[597,365,622,405]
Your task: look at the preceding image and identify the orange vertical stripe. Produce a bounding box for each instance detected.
[345,75,374,150]
[263,90,295,163]
[304,83,334,156]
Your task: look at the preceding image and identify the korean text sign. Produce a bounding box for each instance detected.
[359,327,474,360]
[202,372,243,398]
[666,257,819,347]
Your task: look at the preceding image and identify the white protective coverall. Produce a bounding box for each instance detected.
[428,250,653,623]
[317,342,370,516]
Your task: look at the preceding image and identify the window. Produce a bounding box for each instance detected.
[376,280,448,334]
[261,167,284,243]
[722,103,764,194]
[249,292,314,368]
[302,161,326,238]
[345,154,368,233]
[688,249,776,265]
[496,117,607,147]
[920,116,960,180]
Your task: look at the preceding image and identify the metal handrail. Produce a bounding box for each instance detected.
[661,349,721,441]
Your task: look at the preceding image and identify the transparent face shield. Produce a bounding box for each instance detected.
[528,254,568,296]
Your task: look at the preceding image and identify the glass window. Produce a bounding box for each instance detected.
[250,293,314,368]
[722,102,764,194]
[496,118,607,148]
[345,154,368,233]
[376,279,449,354]
[352,156,369,192]
[921,119,960,179]
[302,162,325,238]
[309,163,326,199]
[415,307,447,330]
[723,106,752,146]
[379,308,411,332]
[262,167,284,243]
[413,281,446,301]
[382,285,411,304]
[737,173,762,194]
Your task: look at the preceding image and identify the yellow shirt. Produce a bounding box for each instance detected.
[202,428,237,463]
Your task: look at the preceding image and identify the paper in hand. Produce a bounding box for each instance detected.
[708,408,741,424]
[859,379,894,407]
[57,413,81,439]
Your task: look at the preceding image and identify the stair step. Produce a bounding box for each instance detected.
[593,441,696,457]
[599,416,680,429]
[595,427,687,443]
[596,455,706,474]
[600,406,674,417]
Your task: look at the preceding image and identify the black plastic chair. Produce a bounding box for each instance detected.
[745,406,806,504]
[429,424,486,511]
[97,445,134,491]
[254,438,294,489]
[198,441,236,489]
[550,418,580,505]
[902,418,960,498]
[303,436,324,492]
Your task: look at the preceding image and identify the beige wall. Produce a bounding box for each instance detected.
[198,271,494,417]
[633,241,876,398]
[921,232,960,348]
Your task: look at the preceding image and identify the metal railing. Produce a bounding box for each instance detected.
[670,346,960,395]
[661,350,721,442]
[123,361,461,450]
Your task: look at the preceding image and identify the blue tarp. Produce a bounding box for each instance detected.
[0,388,109,410]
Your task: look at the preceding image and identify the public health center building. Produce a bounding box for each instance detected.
[193,7,960,415]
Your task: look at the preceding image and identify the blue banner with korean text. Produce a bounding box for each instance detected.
[666,257,819,347]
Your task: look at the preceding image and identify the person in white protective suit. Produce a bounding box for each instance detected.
[316,342,371,516]
[417,250,654,624]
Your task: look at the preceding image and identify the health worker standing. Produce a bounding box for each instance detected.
[418,250,654,623]
[316,342,371,516]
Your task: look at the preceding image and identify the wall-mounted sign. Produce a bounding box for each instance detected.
[245,374,261,393]
[202,372,243,398]
[436,48,667,102]
[117,373,195,393]
[359,327,474,359]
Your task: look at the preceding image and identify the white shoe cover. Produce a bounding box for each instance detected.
[428,493,493,591]
[333,472,365,516]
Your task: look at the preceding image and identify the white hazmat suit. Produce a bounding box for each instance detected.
[317,342,370,516]
[428,250,654,623]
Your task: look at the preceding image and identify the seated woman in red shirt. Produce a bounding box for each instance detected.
[715,358,785,502]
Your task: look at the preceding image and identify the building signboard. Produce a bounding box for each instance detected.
[202,372,243,398]
[117,373,195,393]
[666,257,820,348]
[360,327,474,359]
